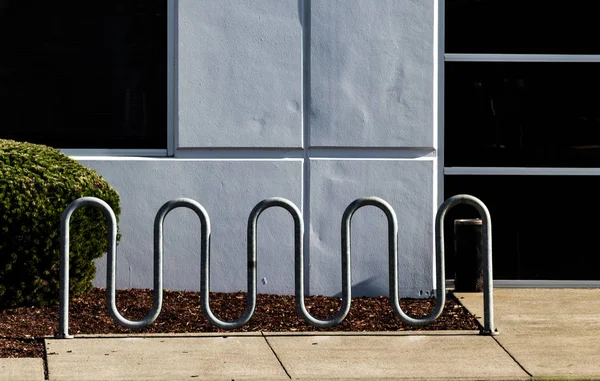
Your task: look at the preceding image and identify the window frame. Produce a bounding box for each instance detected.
[439,2,600,186]
[0,0,175,157]
[441,58,600,177]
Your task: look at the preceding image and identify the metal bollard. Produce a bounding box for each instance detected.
[454,218,483,292]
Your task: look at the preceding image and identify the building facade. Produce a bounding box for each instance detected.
[1,0,597,297]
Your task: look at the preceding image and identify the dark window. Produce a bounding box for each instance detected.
[0,0,167,149]
[444,1,600,281]
[445,62,600,167]
[446,0,600,54]
[444,175,600,281]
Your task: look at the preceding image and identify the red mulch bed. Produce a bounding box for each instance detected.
[0,288,479,358]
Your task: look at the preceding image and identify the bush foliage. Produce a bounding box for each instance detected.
[0,139,121,307]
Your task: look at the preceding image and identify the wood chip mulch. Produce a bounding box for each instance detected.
[0,288,480,358]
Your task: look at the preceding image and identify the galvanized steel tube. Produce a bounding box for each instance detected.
[58,197,163,338]
[200,197,255,330]
[154,198,256,330]
[436,194,496,335]
[342,197,446,326]
[58,194,495,335]
[296,197,351,328]
[201,197,351,329]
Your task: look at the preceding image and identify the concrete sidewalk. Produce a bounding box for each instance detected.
[43,331,527,381]
[0,358,44,381]
[456,288,600,380]
[3,288,600,380]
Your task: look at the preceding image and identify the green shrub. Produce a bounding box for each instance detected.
[0,139,121,307]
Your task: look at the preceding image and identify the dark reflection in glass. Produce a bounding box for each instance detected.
[445,62,600,168]
[444,175,600,281]
[0,1,167,149]
[446,0,600,54]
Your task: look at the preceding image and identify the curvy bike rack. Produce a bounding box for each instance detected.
[57,194,496,338]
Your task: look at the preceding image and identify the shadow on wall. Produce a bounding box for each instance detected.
[297,0,305,27]
[333,277,435,299]
[334,277,380,298]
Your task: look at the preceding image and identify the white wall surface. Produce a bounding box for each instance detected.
[178,0,303,148]
[311,0,434,147]
[84,159,303,294]
[84,0,437,298]
[309,159,435,297]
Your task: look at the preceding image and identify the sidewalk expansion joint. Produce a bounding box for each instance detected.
[42,338,49,381]
[261,332,292,379]
[491,334,533,379]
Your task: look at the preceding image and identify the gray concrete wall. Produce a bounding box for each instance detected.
[311,0,434,147]
[84,0,437,298]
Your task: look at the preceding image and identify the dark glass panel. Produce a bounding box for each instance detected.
[0,0,167,149]
[446,0,600,54]
[444,175,600,280]
[445,62,600,168]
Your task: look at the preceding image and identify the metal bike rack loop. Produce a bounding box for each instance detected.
[436,194,497,335]
[343,197,446,326]
[59,197,163,338]
[205,197,351,329]
[202,197,296,329]
[59,197,219,337]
